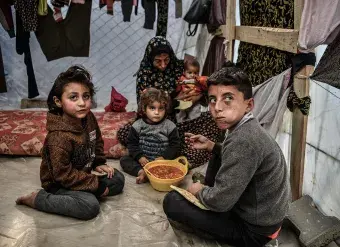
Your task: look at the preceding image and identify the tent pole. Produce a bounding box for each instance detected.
[290,0,314,201]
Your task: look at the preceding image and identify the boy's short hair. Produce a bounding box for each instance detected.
[207,62,252,99]
[137,88,170,117]
[184,58,200,71]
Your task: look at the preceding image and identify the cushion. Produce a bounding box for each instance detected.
[0,110,136,158]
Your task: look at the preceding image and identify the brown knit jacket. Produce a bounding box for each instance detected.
[40,111,106,193]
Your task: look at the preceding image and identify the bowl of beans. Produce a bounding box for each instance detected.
[144,156,188,192]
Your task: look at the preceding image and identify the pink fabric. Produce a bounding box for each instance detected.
[298,0,340,52]
[0,110,136,158]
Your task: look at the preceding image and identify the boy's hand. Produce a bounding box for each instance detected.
[95,165,114,179]
[155,156,164,160]
[188,182,204,196]
[185,133,215,152]
[138,157,149,167]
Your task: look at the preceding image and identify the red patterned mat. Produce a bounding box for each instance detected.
[0,111,136,158]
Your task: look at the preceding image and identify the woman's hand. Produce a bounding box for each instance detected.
[185,133,215,152]
[138,157,149,167]
[176,86,201,102]
[95,165,115,179]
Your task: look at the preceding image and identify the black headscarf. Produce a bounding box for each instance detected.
[136,36,184,102]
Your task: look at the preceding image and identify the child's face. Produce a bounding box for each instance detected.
[54,82,92,120]
[145,101,166,123]
[184,65,199,79]
[208,85,253,130]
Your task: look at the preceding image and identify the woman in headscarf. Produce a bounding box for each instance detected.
[118,36,220,168]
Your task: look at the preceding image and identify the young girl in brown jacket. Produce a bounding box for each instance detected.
[16,66,125,220]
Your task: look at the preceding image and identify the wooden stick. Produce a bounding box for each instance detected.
[290,0,314,201]
[225,0,236,61]
[235,26,299,53]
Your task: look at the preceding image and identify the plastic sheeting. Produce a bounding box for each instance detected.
[0,157,230,247]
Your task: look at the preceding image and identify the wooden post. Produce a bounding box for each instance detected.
[290,0,314,201]
[225,0,236,61]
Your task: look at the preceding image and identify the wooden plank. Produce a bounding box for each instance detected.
[225,0,236,61]
[235,26,299,53]
[290,0,309,201]
[294,0,304,29]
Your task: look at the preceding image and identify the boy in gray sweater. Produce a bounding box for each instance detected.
[163,63,290,247]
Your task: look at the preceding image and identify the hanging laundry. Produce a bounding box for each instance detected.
[14,0,38,32]
[174,0,182,18]
[52,0,85,22]
[107,0,114,15]
[134,0,138,16]
[298,0,340,53]
[0,0,15,38]
[142,0,156,29]
[16,10,39,98]
[237,0,294,86]
[253,69,291,138]
[35,0,92,61]
[156,0,168,37]
[0,44,7,93]
[99,0,115,15]
[311,31,340,90]
[202,36,225,76]
[121,0,133,22]
[287,53,316,115]
[38,0,48,16]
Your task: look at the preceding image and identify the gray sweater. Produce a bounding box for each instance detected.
[127,118,180,161]
[198,117,290,227]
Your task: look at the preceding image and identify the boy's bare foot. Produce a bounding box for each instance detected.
[136,169,148,184]
[16,191,38,208]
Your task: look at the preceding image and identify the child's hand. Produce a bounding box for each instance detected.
[188,182,204,196]
[101,187,109,197]
[95,165,115,179]
[185,133,215,152]
[155,156,164,160]
[138,157,149,167]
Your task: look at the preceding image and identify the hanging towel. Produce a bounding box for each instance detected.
[35,0,92,61]
[298,0,340,53]
[311,31,340,89]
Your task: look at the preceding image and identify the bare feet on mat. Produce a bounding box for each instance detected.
[136,170,148,184]
[16,191,38,208]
